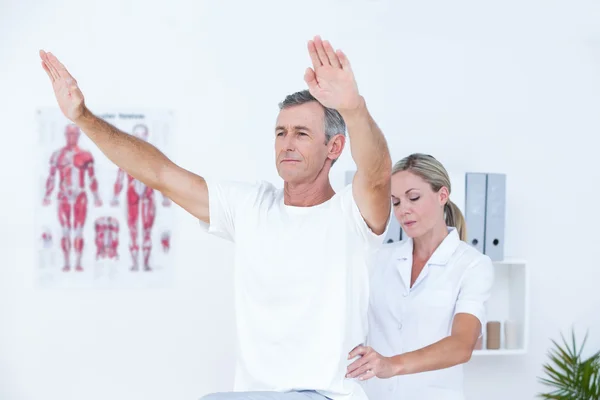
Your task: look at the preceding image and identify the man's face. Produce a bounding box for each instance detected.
[65,124,80,147]
[274,102,340,184]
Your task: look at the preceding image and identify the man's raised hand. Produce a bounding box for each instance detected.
[39,50,87,123]
[304,36,362,112]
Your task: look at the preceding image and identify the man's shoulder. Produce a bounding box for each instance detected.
[208,178,278,193]
[331,183,355,208]
[207,178,281,207]
[244,180,281,202]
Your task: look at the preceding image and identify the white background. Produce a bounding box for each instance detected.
[1,0,599,399]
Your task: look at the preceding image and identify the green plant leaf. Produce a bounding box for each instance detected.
[538,328,600,399]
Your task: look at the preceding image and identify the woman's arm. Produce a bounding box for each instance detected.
[346,313,481,380]
[347,255,494,381]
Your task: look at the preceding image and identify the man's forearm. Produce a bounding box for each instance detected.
[389,336,473,376]
[75,109,171,190]
[339,97,392,184]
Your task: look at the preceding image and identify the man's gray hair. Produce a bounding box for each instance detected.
[278,90,347,142]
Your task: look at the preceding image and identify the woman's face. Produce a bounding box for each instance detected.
[391,170,448,239]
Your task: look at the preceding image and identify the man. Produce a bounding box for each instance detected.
[39,35,392,400]
[42,123,102,272]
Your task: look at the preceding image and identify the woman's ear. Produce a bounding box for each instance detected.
[439,186,450,206]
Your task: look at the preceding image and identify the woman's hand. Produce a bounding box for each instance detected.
[346,345,399,381]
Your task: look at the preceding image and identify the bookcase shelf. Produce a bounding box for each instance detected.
[472,259,529,356]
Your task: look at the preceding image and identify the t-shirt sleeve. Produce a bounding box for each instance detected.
[342,183,392,248]
[454,255,495,332]
[198,178,264,243]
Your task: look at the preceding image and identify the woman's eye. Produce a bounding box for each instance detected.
[410,196,420,201]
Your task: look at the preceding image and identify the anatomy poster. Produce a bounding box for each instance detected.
[35,108,175,289]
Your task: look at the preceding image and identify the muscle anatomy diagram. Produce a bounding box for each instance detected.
[36,109,175,289]
[42,124,102,272]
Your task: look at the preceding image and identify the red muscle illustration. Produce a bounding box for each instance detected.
[161,231,170,253]
[43,124,102,272]
[111,124,170,271]
[94,216,120,260]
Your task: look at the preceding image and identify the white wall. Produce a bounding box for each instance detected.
[1,0,600,399]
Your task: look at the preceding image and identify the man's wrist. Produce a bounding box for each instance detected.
[338,96,366,120]
[74,106,93,128]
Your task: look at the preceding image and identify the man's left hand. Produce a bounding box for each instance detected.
[304,36,362,113]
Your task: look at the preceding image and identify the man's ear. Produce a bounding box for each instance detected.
[328,134,345,162]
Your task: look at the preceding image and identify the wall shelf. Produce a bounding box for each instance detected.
[471,259,529,356]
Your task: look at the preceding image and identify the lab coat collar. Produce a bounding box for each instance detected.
[394,227,461,266]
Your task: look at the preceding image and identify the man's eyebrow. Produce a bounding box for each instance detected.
[275,125,312,132]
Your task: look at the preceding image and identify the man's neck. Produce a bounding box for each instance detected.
[412,222,449,261]
[283,176,335,207]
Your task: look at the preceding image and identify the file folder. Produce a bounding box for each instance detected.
[464,173,487,253]
[484,173,506,261]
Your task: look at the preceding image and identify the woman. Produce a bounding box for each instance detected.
[346,153,494,400]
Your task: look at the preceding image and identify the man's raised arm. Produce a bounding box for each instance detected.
[39,50,210,223]
[339,97,392,236]
[304,37,392,235]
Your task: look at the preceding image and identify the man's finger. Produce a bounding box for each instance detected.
[304,67,319,92]
[323,40,341,68]
[47,52,67,71]
[41,61,55,83]
[313,36,329,67]
[307,41,322,70]
[47,52,73,81]
[40,50,59,81]
[41,50,59,77]
[336,49,352,71]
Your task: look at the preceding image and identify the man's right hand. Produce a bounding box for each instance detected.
[39,50,86,123]
[38,50,210,224]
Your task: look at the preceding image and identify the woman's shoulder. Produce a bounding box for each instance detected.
[453,240,494,270]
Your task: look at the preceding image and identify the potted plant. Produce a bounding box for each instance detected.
[538,329,600,399]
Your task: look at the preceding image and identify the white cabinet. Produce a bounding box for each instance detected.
[472,259,529,356]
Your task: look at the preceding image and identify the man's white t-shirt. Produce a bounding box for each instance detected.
[198,179,388,400]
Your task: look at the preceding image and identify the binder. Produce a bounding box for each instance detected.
[464,173,487,253]
[344,170,401,244]
[484,173,506,261]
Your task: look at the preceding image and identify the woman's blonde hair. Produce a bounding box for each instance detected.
[392,153,466,241]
